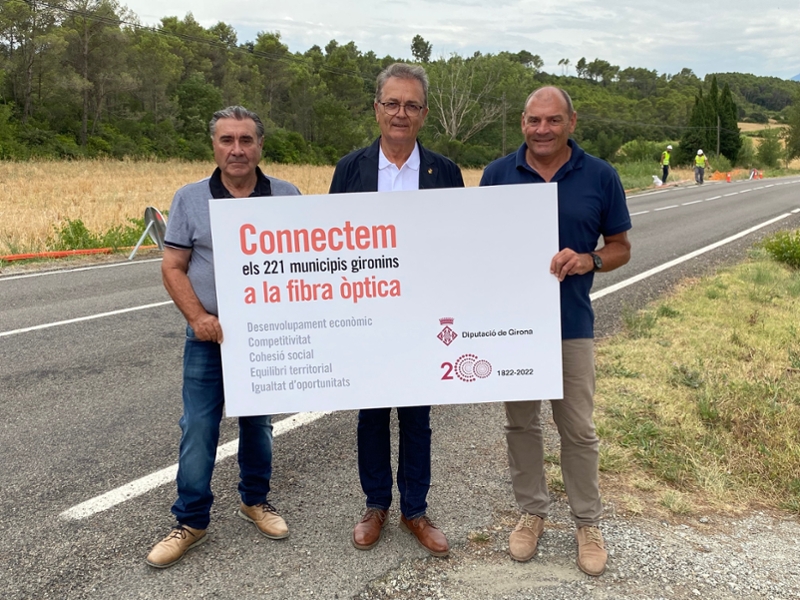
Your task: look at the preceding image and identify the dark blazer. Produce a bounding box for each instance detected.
[329,138,464,193]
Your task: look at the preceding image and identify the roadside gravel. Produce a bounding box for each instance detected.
[353,502,800,600]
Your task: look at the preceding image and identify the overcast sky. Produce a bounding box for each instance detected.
[122,0,800,81]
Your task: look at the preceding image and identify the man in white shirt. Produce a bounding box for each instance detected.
[329,63,464,557]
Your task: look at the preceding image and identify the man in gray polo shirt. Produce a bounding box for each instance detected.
[146,106,301,568]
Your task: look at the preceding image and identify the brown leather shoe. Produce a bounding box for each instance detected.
[145,525,207,568]
[576,525,608,576]
[400,514,449,557]
[509,513,544,562]
[352,508,388,550]
[237,501,289,540]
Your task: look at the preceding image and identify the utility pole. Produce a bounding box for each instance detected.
[717,115,721,158]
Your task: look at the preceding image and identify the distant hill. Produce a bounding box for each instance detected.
[793,73,800,81]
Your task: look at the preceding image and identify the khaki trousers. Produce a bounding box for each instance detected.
[504,338,601,527]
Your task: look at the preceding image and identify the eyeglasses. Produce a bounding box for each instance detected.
[377,102,425,117]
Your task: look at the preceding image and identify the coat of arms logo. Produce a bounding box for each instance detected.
[437,317,458,346]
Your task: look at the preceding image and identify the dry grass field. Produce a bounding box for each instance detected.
[738,120,788,133]
[0,159,483,254]
[1,150,795,254]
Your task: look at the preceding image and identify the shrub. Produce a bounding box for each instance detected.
[714,154,732,173]
[616,139,664,164]
[756,129,783,168]
[747,112,769,124]
[48,219,102,250]
[54,134,83,159]
[762,230,800,269]
[48,218,146,251]
[737,136,756,168]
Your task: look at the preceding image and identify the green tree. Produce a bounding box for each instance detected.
[410,34,431,63]
[575,57,587,78]
[718,83,742,163]
[61,0,133,147]
[784,92,800,161]
[581,130,622,161]
[737,135,756,167]
[0,0,64,122]
[129,29,183,122]
[756,128,782,168]
[676,91,710,164]
[176,73,222,158]
[676,77,741,165]
[251,32,293,124]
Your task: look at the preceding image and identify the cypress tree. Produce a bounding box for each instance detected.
[678,78,741,165]
[705,76,720,151]
[718,83,742,163]
[677,91,709,164]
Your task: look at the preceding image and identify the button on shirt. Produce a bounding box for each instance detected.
[378,142,420,192]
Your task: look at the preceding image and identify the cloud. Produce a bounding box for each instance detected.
[125,0,800,79]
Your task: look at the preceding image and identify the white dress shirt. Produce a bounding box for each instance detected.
[377,142,421,192]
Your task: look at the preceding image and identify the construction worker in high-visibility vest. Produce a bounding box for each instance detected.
[660,145,672,184]
[694,149,711,184]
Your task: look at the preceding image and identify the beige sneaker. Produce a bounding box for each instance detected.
[145,525,207,568]
[237,501,289,539]
[508,513,544,562]
[576,525,608,576]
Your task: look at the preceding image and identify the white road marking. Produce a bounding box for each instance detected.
[591,212,795,301]
[724,192,739,197]
[632,189,671,198]
[792,209,800,214]
[705,196,721,201]
[0,258,162,282]
[654,205,679,211]
[765,185,774,188]
[60,411,332,520]
[739,189,752,193]
[0,301,174,338]
[682,200,703,206]
[630,210,650,216]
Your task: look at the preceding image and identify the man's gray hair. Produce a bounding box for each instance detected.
[209,105,265,139]
[523,87,575,116]
[375,63,429,106]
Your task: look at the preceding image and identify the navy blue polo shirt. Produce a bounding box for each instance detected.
[480,140,631,339]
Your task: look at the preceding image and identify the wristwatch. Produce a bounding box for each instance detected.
[590,253,603,272]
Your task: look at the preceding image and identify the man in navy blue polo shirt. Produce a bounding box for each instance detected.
[480,86,631,577]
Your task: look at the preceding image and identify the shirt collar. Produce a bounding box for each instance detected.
[209,166,272,199]
[379,141,421,171]
[515,139,584,182]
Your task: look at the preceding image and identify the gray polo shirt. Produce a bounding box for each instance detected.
[164,167,301,316]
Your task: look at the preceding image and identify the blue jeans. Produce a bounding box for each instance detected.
[171,326,274,530]
[357,406,431,519]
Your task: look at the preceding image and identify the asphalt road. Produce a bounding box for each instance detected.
[1,176,799,600]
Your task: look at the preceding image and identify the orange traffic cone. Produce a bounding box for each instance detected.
[726,172,731,183]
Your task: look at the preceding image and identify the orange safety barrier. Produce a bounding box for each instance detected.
[711,169,743,181]
[0,245,156,263]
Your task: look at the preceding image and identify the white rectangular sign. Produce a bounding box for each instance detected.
[210,184,562,417]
